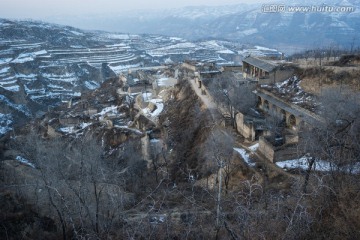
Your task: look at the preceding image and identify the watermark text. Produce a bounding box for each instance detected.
[262,4,355,13]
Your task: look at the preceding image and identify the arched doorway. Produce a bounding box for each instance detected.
[288,114,296,127]
[264,100,269,111]
[280,109,286,122]
[257,97,262,108]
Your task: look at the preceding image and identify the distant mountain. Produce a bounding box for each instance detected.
[47,0,360,50]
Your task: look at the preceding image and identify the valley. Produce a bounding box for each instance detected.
[0,16,360,240]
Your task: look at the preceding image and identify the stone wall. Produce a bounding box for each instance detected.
[258,136,275,162]
[259,69,294,85]
[259,135,301,162]
[235,112,255,141]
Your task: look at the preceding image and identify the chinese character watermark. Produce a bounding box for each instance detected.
[262,4,355,13]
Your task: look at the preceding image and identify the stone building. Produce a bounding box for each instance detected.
[242,56,294,84]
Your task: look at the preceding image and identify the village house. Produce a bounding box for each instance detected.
[237,88,325,162]
[242,56,294,84]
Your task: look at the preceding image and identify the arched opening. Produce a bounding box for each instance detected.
[280,109,286,122]
[257,97,262,108]
[288,114,296,127]
[264,100,269,111]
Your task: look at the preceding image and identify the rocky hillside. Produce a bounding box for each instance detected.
[2,19,273,137]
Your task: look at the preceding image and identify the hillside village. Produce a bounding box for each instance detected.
[1,17,360,240]
[1,38,360,238]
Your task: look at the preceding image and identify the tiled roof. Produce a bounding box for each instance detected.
[243,56,277,72]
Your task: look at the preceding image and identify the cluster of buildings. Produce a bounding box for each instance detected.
[180,55,323,163]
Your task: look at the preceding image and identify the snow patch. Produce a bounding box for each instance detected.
[0,58,12,65]
[16,156,35,168]
[276,157,333,172]
[0,113,13,135]
[0,67,10,74]
[234,147,255,167]
[143,98,164,118]
[249,143,259,152]
[0,95,31,116]
[85,81,100,90]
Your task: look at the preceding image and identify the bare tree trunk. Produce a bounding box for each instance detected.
[303,157,315,193]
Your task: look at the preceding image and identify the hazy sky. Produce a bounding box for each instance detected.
[1,0,268,19]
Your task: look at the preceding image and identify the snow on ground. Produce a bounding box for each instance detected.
[114,125,143,135]
[97,106,118,116]
[341,162,360,174]
[1,85,20,92]
[0,58,12,65]
[238,28,258,36]
[70,30,84,36]
[42,72,77,83]
[59,126,75,133]
[79,122,92,129]
[0,67,10,74]
[276,157,333,172]
[103,33,130,39]
[16,156,35,168]
[0,113,13,135]
[143,98,164,119]
[11,50,47,63]
[142,92,152,101]
[156,77,178,87]
[255,45,278,52]
[11,56,34,63]
[109,63,142,74]
[146,42,199,56]
[59,122,92,135]
[217,49,234,54]
[276,157,360,174]
[15,73,37,81]
[249,143,259,152]
[85,81,100,90]
[234,147,256,167]
[0,95,31,116]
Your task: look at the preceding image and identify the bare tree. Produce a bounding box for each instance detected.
[205,72,257,127]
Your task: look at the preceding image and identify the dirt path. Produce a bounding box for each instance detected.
[187,77,229,124]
